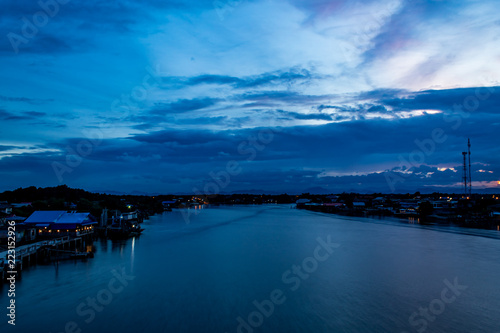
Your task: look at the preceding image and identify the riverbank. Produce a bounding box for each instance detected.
[2,205,499,332]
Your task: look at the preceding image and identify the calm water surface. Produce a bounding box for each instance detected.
[1,205,499,332]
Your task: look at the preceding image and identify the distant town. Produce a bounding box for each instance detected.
[0,184,499,283]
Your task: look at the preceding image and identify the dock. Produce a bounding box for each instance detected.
[1,236,90,282]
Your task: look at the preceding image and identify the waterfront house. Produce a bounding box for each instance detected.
[0,224,36,244]
[399,200,419,210]
[323,203,345,208]
[488,204,500,221]
[304,202,322,206]
[322,202,346,213]
[12,202,32,208]
[23,211,98,238]
[0,203,13,214]
[120,210,144,223]
[162,200,178,209]
[0,216,33,244]
[429,200,451,209]
[326,195,339,202]
[296,198,311,208]
[352,202,366,208]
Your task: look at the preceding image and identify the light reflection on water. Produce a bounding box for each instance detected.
[1,205,499,333]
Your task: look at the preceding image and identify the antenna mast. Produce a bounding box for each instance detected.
[462,151,468,196]
[468,138,472,196]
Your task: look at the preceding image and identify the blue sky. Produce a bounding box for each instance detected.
[0,0,499,194]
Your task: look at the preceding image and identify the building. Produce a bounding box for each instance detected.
[326,195,339,202]
[23,211,97,238]
[0,224,37,244]
[296,198,311,208]
[0,216,32,244]
[162,200,178,209]
[399,200,419,210]
[0,203,13,215]
[430,200,450,209]
[11,202,32,208]
[352,202,366,208]
[323,203,345,208]
[488,204,500,221]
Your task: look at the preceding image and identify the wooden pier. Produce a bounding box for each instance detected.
[1,236,92,282]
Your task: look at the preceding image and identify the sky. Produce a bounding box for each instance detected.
[0,0,499,195]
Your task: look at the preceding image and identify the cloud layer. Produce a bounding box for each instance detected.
[1,0,499,194]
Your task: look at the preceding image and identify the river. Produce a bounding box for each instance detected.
[1,205,499,332]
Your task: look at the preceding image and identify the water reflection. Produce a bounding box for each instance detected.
[131,237,135,270]
[407,217,420,224]
[3,205,500,333]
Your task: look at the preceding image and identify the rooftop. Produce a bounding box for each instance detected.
[24,211,97,227]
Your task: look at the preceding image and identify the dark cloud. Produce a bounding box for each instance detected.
[151,97,221,114]
[128,115,231,130]
[2,84,497,193]
[0,145,19,152]
[0,0,196,54]
[0,95,53,104]
[237,91,332,107]
[276,110,333,121]
[1,1,498,195]
[0,109,27,120]
[1,106,499,194]
[361,0,454,65]
[24,111,47,117]
[163,68,321,90]
[0,109,47,121]
[379,86,500,113]
[131,129,236,146]
[356,89,408,101]
[174,116,228,125]
[366,104,389,113]
[234,68,316,88]
[185,75,243,86]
